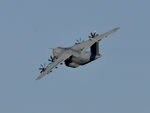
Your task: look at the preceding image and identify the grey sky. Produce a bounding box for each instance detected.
[0,0,150,113]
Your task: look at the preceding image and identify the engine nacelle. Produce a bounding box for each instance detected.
[65,62,79,68]
[64,57,79,68]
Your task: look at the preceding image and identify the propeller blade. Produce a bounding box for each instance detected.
[51,56,54,62]
[48,59,52,62]
[91,33,93,37]
[79,38,82,42]
[40,64,44,68]
[39,68,43,70]
[43,63,46,67]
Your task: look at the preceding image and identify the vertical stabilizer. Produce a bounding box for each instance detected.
[89,31,101,60]
[90,42,99,55]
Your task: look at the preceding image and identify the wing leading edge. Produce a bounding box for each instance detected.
[36,52,72,80]
[72,27,120,52]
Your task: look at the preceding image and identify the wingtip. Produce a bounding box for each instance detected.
[111,27,120,33]
[35,77,40,80]
[35,75,42,80]
[115,27,120,31]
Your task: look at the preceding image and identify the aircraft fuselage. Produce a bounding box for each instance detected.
[64,52,101,68]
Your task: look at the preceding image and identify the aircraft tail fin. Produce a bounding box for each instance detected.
[90,42,99,55]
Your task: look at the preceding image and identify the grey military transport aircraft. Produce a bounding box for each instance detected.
[36,27,119,80]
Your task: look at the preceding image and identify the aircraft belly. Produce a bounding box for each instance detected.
[71,57,87,65]
[72,52,101,65]
[71,53,91,65]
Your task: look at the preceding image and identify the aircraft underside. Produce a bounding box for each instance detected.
[65,41,101,68]
[36,27,119,80]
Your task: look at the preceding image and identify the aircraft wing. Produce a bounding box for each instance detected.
[36,51,72,80]
[72,27,120,52]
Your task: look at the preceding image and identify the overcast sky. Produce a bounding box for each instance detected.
[0,0,150,113]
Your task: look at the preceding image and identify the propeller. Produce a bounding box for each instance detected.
[48,55,55,63]
[89,31,98,38]
[75,38,84,44]
[39,63,47,73]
